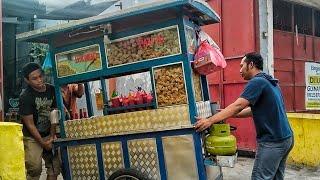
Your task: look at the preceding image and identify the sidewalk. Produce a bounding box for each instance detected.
[39,159,63,180]
[223,157,320,180]
[39,157,320,180]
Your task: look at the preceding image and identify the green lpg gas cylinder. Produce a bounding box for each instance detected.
[205,124,237,155]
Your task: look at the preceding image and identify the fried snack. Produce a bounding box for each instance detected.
[107,27,181,66]
[155,64,187,106]
[58,64,76,77]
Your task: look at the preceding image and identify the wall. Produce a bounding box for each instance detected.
[287,113,320,167]
[273,0,320,112]
[274,31,320,111]
[204,0,258,151]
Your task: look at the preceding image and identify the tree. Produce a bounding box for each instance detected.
[28,43,48,65]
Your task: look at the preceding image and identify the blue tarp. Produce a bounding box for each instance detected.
[42,52,52,70]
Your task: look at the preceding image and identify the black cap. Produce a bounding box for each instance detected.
[22,62,42,79]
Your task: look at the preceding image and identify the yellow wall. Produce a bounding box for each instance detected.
[0,122,26,180]
[287,113,320,167]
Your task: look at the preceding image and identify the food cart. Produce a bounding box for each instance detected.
[17,1,236,179]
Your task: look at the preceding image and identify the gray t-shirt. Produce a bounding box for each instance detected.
[19,84,56,137]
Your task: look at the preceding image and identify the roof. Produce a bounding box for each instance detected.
[286,0,320,9]
[3,0,118,20]
[3,0,46,18]
[45,1,119,20]
[16,0,220,43]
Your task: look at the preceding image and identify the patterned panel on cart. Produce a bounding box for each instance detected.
[68,144,99,180]
[65,104,191,138]
[128,138,160,180]
[98,105,190,134]
[162,135,198,180]
[64,101,211,139]
[196,101,212,118]
[64,117,100,138]
[101,142,125,179]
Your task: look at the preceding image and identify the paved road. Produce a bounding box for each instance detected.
[223,157,320,180]
[40,157,320,180]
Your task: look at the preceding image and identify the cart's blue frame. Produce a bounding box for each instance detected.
[17,1,220,179]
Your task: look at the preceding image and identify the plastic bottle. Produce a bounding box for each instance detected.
[79,109,83,119]
[83,108,88,118]
[74,112,79,119]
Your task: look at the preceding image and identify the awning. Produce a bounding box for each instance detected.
[16,0,220,43]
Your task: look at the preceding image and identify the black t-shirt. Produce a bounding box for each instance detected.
[19,84,56,137]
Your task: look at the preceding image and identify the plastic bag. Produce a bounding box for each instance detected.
[198,30,220,50]
[193,40,226,75]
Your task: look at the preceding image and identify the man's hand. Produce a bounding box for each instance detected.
[42,137,54,151]
[194,117,213,132]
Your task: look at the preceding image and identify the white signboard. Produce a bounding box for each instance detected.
[305,62,320,110]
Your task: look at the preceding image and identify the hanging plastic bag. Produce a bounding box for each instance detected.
[198,30,220,50]
[193,40,226,75]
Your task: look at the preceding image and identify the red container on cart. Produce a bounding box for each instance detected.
[129,99,135,106]
[74,112,79,119]
[111,97,121,108]
[143,93,153,104]
[128,93,135,106]
[82,108,88,118]
[135,92,144,105]
[122,97,129,106]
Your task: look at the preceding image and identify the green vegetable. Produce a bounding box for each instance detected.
[111,90,118,98]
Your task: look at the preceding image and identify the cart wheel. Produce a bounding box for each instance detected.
[108,168,149,180]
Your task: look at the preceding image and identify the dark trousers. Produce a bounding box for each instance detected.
[252,137,294,180]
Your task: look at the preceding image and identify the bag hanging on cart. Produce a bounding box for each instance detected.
[193,30,226,75]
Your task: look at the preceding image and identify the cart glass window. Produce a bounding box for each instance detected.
[55,45,102,77]
[106,26,181,67]
[193,71,203,102]
[154,63,188,107]
[105,72,154,114]
[186,26,196,54]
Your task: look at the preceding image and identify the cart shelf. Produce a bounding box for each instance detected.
[105,102,155,113]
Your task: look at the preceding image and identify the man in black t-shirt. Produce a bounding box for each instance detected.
[19,62,61,180]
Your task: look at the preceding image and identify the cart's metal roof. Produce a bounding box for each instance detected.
[16,0,220,43]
